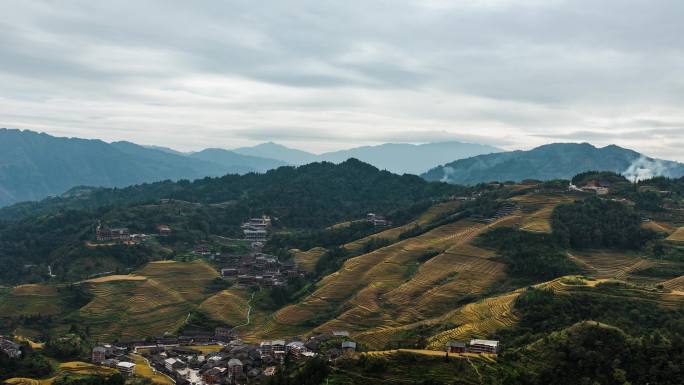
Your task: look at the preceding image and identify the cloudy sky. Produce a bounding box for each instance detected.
[1,0,683,160]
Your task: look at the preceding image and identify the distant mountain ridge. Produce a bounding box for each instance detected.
[234,141,502,174]
[234,142,318,165]
[188,148,286,172]
[0,129,286,207]
[422,143,684,184]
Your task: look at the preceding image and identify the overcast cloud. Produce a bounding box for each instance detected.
[1,0,683,160]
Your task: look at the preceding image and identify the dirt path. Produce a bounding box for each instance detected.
[232,291,256,330]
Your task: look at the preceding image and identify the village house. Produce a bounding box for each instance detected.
[157,224,171,236]
[0,337,22,358]
[341,341,357,354]
[271,340,286,353]
[242,215,272,242]
[102,358,120,368]
[228,358,244,381]
[164,357,186,372]
[116,361,136,376]
[468,339,499,354]
[243,227,268,242]
[581,180,610,195]
[445,341,467,353]
[286,341,306,359]
[242,215,272,230]
[259,341,272,355]
[202,367,227,384]
[332,330,350,338]
[367,213,391,227]
[92,346,106,363]
[215,327,234,341]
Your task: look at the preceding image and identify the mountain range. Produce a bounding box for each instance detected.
[3,129,684,209]
[423,143,684,185]
[234,141,502,175]
[0,129,288,207]
[0,129,498,207]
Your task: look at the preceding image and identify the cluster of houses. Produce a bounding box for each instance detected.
[91,344,137,376]
[96,222,131,242]
[135,331,357,385]
[219,249,303,288]
[366,213,391,227]
[242,216,272,242]
[445,339,499,355]
[569,180,611,195]
[95,222,172,243]
[0,336,22,358]
[580,180,611,195]
[220,253,302,288]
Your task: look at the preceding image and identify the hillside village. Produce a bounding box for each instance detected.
[1,170,684,385]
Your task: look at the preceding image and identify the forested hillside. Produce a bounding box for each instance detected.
[423,143,684,184]
[0,159,460,284]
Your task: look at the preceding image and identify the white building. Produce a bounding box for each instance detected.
[116,361,136,376]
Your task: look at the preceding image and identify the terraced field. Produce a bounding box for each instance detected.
[426,292,520,350]
[362,349,496,361]
[662,275,684,292]
[512,193,573,233]
[263,213,520,346]
[138,260,218,302]
[199,288,251,327]
[666,226,684,242]
[538,275,684,309]
[131,353,175,385]
[568,251,654,279]
[80,278,190,340]
[5,361,117,385]
[78,260,218,340]
[343,200,462,253]
[641,220,676,235]
[293,247,327,273]
[83,274,147,283]
[0,284,64,316]
[1,260,226,341]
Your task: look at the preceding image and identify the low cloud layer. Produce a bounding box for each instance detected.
[0,1,683,159]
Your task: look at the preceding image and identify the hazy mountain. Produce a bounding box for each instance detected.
[188,148,287,173]
[143,145,187,156]
[0,129,281,207]
[235,141,501,174]
[234,142,317,165]
[318,142,501,174]
[423,143,684,185]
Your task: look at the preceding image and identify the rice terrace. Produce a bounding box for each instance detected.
[3,175,684,384]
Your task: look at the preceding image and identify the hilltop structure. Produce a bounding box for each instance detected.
[96,222,131,242]
[242,215,272,242]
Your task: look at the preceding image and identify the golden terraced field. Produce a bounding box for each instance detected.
[293,247,327,273]
[6,361,117,385]
[199,288,251,327]
[666,226,684,242]
[0,284,64,316]
[79,260,218,340]
[265,213,521,346]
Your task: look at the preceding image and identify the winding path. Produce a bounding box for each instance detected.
[232,291,256,330]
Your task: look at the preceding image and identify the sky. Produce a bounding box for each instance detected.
[1,0,683,160]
